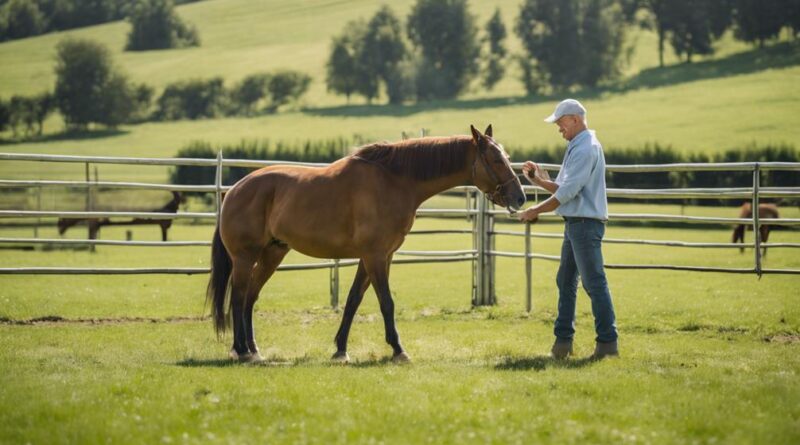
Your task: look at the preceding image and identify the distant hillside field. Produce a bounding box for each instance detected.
[0,0,798,182]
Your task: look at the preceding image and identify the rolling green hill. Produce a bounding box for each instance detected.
[0,0,798,183]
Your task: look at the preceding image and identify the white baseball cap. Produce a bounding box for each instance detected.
[544,99,587,123]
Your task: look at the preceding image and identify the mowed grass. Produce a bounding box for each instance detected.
[1,213,799,444]
[0,0,799,186]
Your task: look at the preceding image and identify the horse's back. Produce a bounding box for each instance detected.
[221,158,416,258]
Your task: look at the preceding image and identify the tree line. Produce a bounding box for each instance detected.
[326,0,800,102]
[0,0,201,46]
[0,38,311,134]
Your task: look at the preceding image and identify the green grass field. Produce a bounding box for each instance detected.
[1,0,799,443]
[1,214,799,444]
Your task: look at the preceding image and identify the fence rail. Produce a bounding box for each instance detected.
[1,152,799,311]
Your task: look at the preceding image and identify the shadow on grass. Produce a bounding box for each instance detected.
[304,41,800,119]
[0,128,129,145]
[624,41,800,91]
[494,355,597,371]
[176,358,238,368]
[175,355,413,368]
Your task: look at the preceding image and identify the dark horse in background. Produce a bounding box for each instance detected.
[57,191,183,241]
[732,202,780,257]
[207,125,526,363]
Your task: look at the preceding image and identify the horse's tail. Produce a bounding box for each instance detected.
[206,225,232,336]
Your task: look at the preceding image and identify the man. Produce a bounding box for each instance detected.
[517,99,618,360]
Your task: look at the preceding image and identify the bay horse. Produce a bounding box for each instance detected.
[206,125,525,363]
[56,191,183,241]
[732,202,779,257]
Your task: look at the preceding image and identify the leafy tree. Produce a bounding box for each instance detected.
[516,0,573,92]
[668,0,731,62]
[516,0,627,92]
[54,38,119,129]
[362,6,408,103]
[53,37,146,129]
[0,0,46,40]
[407,0,480,100]
[788,1,800,38]
[265,70,311,111]
[154,78,225,120]
[732,0,783,47]
[482,8,507,90]
[32,92,55,135]
[326,32,360,103]
[325,20,378,103]
[641,0,673,67]
[580,0,625,86]
[125,0,199,51]
[230,73,271,115]
[0,98,10,134]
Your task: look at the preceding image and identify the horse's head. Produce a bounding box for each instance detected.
[470,124,526,212]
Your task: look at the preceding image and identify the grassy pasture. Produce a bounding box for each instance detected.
[1,209,799,444]
[0,0,798,179]
[0,0,799,442]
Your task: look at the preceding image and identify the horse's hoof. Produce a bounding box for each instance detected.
[331,351,350,364]
[229,349,259,363]
[392,351,411,364]
[247,352,265,363]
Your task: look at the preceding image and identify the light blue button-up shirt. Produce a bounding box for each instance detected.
[553,129,609,221]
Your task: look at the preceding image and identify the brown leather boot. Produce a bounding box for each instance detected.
[591,340,619,360]
[550,338,573,360]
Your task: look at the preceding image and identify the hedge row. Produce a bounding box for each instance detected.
[170,139,799,206]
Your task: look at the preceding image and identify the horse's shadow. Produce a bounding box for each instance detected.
[494,355,597,371]
[175,355,395,368]
[176,355,598,370]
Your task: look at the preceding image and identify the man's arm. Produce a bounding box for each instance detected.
[522,161,559,194]
[518,195,560,222]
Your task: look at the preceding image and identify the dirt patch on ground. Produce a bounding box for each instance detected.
[763,334,800,344]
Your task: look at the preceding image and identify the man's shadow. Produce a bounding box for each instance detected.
[494,355,597,371]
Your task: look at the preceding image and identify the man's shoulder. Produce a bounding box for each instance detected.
[587,130,602,149]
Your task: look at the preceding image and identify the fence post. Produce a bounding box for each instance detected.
[330,259,340,309]
[215,151,223,226]
[85,162,95,252]
[473,192,496,306]
[473,192,484,305]
[525,221,532,312]
[752,163,762,278]
[487,205,496,305]
[469,189,477,305]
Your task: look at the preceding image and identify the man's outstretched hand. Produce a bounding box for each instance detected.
[517,207,539,223]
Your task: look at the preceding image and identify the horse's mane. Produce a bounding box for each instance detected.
[352,136,472,180]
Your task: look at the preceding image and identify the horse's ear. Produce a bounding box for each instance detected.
[470,125,483,147]
[484,124,493,138]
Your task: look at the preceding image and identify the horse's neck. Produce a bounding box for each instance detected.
[412,152,475,207]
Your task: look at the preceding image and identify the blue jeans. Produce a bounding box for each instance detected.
[554,217,618,343]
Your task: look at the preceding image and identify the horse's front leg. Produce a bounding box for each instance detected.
[332,260,370,363]
[364,254,409,363]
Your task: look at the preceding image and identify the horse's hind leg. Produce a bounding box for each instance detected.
[243,244,289,361]
[332,260,371,363]
[228,255,258,362]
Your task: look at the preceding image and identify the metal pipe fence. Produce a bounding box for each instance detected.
[1,152,799,312]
